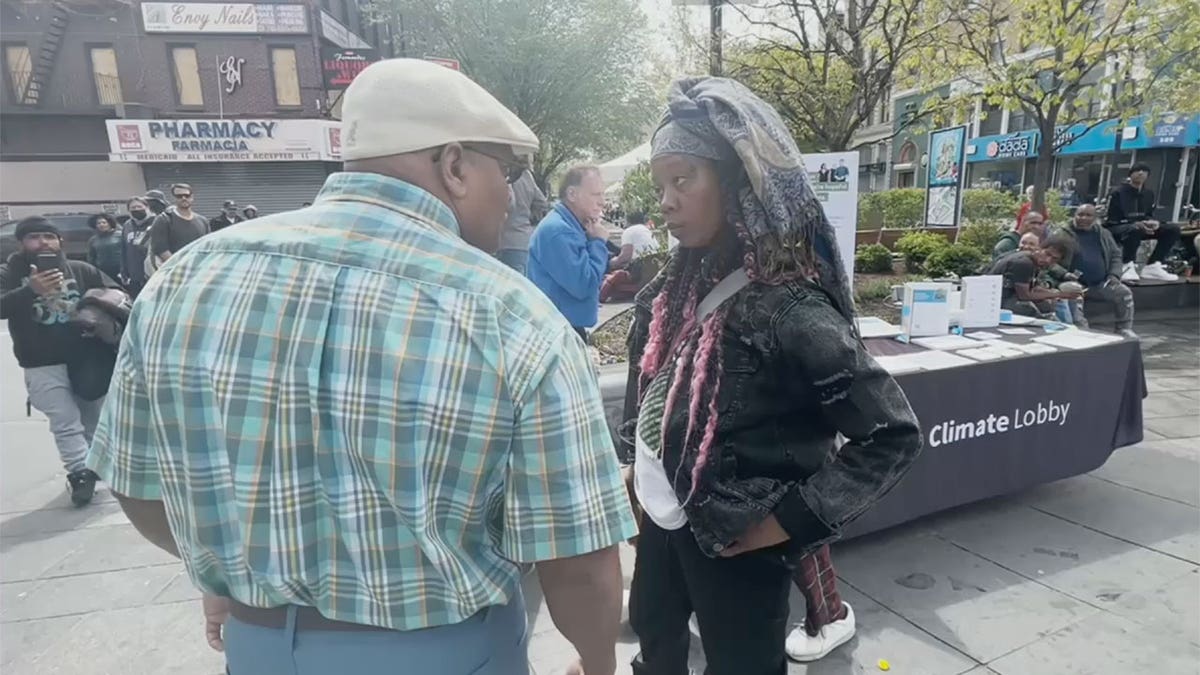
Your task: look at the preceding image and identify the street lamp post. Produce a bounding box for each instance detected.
[710,0,723,76]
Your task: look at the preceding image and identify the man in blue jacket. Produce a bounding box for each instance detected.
[528,165,610,340]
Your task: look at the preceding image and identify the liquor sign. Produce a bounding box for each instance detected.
[321,48,377,89]
[106,119,340,162]
[141,3,309,34]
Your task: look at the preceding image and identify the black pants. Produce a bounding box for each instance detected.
[1108,221,1182,264]
[629,519,791,675]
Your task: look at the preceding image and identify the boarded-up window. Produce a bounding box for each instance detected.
[170,46,203,106]
[90,46,121,105]
[270,47,301,106]
[5,45,31,100]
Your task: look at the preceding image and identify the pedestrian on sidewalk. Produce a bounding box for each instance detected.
[208,200,244,232]
[528,165,611,342]
[86,213,124,281]
[1,216,119,505]
[87,58,636,675]
[149,182,209,267]
[620,77,922,675]
[496,168,548,274]
[120,197,155,296]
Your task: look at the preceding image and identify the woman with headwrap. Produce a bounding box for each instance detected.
[620,78,922,674]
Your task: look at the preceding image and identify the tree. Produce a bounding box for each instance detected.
[721,0,950,152]
[923,0,1200,212]
[370,0,660,186]
[619,161,663,224]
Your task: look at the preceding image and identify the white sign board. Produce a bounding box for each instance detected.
[805,152,859,288]
[106,119,339,162]
[141,3,309,34]
[319,10,371,49]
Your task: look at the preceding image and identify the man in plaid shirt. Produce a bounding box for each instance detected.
[87,59,636,675]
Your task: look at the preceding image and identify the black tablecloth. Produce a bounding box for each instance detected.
[843,331,1146,538]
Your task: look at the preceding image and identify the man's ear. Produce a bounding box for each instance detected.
[438,143,469,200]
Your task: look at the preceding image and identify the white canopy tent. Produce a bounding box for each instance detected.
[597,142,651,188]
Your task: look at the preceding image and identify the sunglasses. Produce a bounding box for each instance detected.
[432,145,526,184]
[174,193,192,199]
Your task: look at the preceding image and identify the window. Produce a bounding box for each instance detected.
[4,44,31,100]
[979,102,1003,135]
[898,141,917,165]
[170,46,203,106]
[89,46,121,105]
[270,47,301,107]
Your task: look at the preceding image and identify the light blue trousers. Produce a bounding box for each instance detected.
[224,593,529,675]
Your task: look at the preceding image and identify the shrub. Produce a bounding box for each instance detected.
[962,189,1018,223]
[620,161,663,223]
[859,188,926,229]
[1044,189,1070,224]
[854,243,894,274]
[854,277,896,303]
[924,243,989,279]
[956,220,1008,255]
[894,230,952,273]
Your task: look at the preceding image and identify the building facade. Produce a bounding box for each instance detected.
[1,0,387,221]
[886,88,1200,222]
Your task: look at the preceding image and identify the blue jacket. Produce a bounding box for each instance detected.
[527,203,609,328]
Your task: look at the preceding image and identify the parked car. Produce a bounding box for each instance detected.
[0,213,95,262]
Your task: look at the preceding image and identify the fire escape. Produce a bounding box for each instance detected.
[19,0,70,105]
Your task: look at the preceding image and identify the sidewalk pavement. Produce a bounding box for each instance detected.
[2,317,1197,675]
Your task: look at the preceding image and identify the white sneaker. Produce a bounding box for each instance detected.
[1140,262,1179,282]
[1120,262,1140,282]
[1118,329,1139,340]
[785,602,856,662]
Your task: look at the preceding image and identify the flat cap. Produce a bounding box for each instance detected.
[340,58,538,161]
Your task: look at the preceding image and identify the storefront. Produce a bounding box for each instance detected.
[1052,114,1200,218]
[964,130,1038,194]
[106,118,342,217]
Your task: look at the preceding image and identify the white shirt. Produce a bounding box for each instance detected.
[620,224,659,259]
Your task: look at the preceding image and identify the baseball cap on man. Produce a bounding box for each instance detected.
[340,58,538,161]
[143,189,168,204]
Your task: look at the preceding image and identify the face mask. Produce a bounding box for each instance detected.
[131,209,147,219]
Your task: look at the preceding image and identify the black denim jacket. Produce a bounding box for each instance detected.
[620,279,922,558]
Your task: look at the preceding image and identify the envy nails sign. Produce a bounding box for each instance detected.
[106,119,338,162]
[141,3,309,34]
[927,399,1071,448]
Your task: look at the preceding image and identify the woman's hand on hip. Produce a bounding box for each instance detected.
[719,514,790,557]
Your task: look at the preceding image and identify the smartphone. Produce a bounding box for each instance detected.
[35,253,59,273]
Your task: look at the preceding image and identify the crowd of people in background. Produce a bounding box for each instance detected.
[986,161,1191,339]
[76,187,267,298]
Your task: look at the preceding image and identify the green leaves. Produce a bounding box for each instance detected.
[375,0,659,183]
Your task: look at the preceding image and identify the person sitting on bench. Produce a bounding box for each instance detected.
[989,236,1082,319]
[1061,204,1137,339]
[1104,162,1180,282]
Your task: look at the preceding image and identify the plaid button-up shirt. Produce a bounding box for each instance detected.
[88,172,637,630]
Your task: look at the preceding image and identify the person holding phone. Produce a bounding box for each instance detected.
[0,216,119,505]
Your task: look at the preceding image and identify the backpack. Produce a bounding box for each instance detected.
[67,287,133,401]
